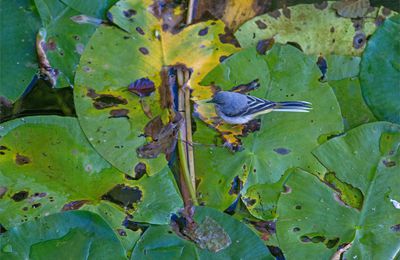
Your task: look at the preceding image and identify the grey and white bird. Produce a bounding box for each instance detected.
[207,91,312,124]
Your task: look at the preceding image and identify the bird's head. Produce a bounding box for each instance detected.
[206,92,227,105]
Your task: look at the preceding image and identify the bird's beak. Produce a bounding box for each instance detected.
[206,98,215,104]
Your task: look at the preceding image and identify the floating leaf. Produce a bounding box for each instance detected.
[277,122,400,259]
[131,206,273,259]
[235,3,396,56]
[0,211,126,260]
[360,15,400,124]
[74,0,237,174]
[0,116,182,236]
[0,0,41,102]
[193,44,343,211]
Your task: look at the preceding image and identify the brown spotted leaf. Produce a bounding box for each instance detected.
[235,2,397,56]
[0,116,183,254]
[74,0,238,175]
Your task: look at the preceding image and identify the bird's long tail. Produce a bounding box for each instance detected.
[273,101,312,112]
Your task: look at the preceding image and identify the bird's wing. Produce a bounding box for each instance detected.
[236,95,276,117]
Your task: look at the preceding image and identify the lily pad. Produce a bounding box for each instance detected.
[193,44,343,212]
[360,15,400,124]
[0,211,126,260]
[74,0,237,174]
[131,206,273,259]
[0,116,182,233]
[0,0,41,102]
[235,2,396,56]
[277,122,400,259]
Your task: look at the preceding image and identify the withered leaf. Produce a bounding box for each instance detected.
[332,0,370,18]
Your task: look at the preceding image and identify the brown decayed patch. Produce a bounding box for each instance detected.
[255,20,267,29]
[109,109,130,118]
[268,10,281,19]
[218,27,240,47]
[136,27,145,35]
[273,147,291,155]
[282,6,291,19]
[149,0,185,34]
[375,15,385,26]
[93,95,127,109]
[198,27,209,36]
[382,7,391,16]
[133,162,147,180]
[228,176,243,195]
[102,184,142,209]
[62,200,89,211]
[15,154,31,165]
[256,38,275,55]
[123,9,137,18]
[139,47,149,55]
[128,78,155,97]
[11,191,29,202]
[0,224,6,233]
[137,114,182,160]
[314,1,328,10]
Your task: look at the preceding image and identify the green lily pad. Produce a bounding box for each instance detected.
[131,206,273,259]
[194,44,343,212]
[0,116,182,233]
[0,211,126,260]
[74,0,237,174]
[277,122,400,259]
[0,0,41,102]
[360,15,400,124]
[235,2,396,56]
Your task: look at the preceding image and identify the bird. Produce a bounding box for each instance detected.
[207,91,312,124]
